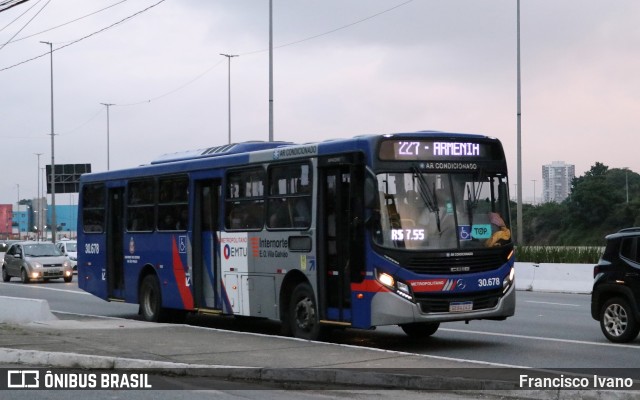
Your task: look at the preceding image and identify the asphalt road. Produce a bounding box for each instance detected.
[2,279,639,372]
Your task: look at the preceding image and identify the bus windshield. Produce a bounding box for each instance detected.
[373,170,511,250]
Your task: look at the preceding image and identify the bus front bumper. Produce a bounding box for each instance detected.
[369,281,516,327]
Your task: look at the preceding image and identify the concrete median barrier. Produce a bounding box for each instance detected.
[515,262,593,294]
[0,295,57,323]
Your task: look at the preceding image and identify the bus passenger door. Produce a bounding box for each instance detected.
[318,158,365,324]
[192,179,221,310]
[106,187,125,299]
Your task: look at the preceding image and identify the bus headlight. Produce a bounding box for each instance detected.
[377,272,395,287]
[396,280,414,301]
[377,271,413,301]
[503,267,515,293]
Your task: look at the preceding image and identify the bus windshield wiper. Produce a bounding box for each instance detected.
[411,166,441,233]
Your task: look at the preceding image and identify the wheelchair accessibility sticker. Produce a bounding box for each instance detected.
[459,224,492,241]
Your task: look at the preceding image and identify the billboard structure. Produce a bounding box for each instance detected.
[46,164,91,194]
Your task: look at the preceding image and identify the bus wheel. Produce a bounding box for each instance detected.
[139,274,165,322]
[288,283,322,340]
[400,322,440,338]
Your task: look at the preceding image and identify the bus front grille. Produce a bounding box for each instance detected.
[405,254,504,275]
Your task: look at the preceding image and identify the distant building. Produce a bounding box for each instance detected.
[0,204,12,239]
[50,204,78,239]
[542,161,575,203]
[6,200,78,240]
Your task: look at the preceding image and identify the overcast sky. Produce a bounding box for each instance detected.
[1,0,639,206]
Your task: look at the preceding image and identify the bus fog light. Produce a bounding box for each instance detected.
[503,267,515,293]
[377,272,394,288]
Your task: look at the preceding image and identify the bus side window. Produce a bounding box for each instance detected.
[157,175,189,231]
[82,184,105,233]
[127,178,155,232]
[267,163,312,230]
[225,168,265,231]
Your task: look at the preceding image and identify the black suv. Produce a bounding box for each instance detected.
[591,227,640,343]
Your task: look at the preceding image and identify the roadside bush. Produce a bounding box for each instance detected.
[516,246,603,264]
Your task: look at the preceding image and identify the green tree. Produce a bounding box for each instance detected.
[519,163,640,246]
[567,162,622,227]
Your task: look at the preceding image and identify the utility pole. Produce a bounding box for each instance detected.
[220,54,238,144]
[34,153,42,241]
[268,0,274,141]
[516,1,523,245]
[41,40,56,243]
[531,179,536,205]
[101,103,114,170]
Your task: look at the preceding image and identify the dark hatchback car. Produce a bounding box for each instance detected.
[591,227,640,343]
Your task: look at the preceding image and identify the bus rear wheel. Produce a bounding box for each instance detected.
[139,274,166,322]
[288,283,323,341]
[400,322,440,338]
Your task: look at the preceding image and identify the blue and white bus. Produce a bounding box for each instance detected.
[78,131,515,340]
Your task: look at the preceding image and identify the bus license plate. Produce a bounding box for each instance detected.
[449,301,473,312]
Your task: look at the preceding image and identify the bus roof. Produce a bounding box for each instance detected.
[150,141,294,164]
[81,130,498,183]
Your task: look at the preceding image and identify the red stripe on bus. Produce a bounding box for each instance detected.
[172,237,194,310]
[350,279,391,293]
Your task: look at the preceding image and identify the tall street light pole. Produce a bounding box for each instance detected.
[220,54,237,145]
[40,40,56,243]
[268,0,274,142]
[101,103,114,170]
[516,1,523,245]
[34,153,42,241]
[531,179,536,205]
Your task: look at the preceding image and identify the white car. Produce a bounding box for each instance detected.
[0,240,21,265]
[55,239,78,273]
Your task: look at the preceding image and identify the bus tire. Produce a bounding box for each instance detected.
[288,282,323,340]
[400,322,440,338]
[139,274,166,322]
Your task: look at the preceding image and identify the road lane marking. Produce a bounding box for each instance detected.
[526,300,581,307]
[440,327,640,349]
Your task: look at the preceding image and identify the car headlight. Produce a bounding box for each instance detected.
[32,262,43,269]
[63,260,71,268]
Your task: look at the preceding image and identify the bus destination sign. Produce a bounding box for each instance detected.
[379,140,495,161]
